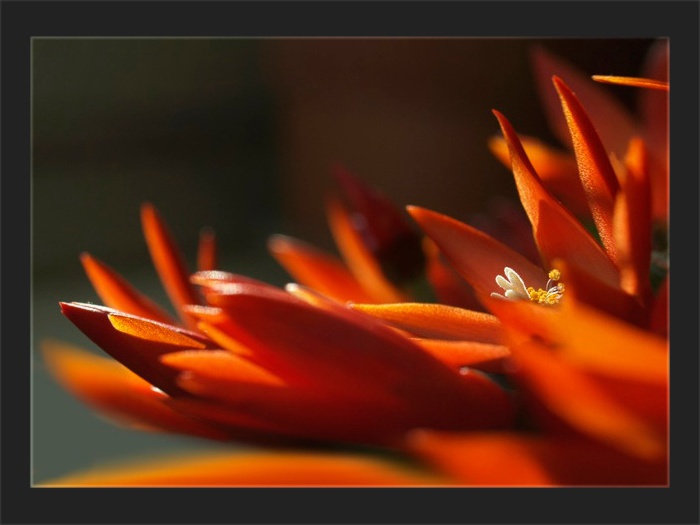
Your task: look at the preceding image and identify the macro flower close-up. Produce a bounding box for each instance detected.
[32,36,671,490]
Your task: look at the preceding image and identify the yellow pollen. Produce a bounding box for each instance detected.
[548,269,561,281]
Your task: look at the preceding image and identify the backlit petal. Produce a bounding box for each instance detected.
[350,302,503,343]
[551,76,620,260]
[493,110,620,286]
[267,234,376,303]
[141,203,201,329]
[79,253,176,325]
[60,302,211,396]
[530,46,638,158]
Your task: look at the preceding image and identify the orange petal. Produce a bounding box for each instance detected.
[326,196,408,303]
[407,205,546,297]
[613,138,653,302]
[196,227,217,272]
[530,46,638,158]
[639,40,669,222]
[411,338,510,373]
[201,284,515,434]
[40,450,445,487]
[331,164,426,286]
[79,253,176,325]
[549,258,647,326]
[592,75,668,91]
[483,291,667,385]
[41,340,228,441]
[488,135,589,217]
[60,302,211,395]
[350,303,503,343]
[423,237,483,310]
[408,431,667,486]
[108,313,207,349]
[267,234,376,303]
[551,76,620,260]
[506,337,665,459]
[493,110,620,286]
[140,203,201,329]
[161,349,285,387]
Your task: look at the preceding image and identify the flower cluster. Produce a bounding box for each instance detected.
[41,42,669,487]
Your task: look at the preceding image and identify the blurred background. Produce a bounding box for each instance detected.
[32,37,657,484]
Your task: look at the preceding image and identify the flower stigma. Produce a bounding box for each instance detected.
[491,267,564,305]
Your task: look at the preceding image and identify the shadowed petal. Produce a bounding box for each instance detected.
[423,238,483,310]
[40,450,446,487]
[326,196,408,303]
[332,164,426,286]
[408,431,667,486]
[649,276,668,338]
[41,340,228,441]
[141,203,201,329]
[79,253,176,325]
[639,40,669,221]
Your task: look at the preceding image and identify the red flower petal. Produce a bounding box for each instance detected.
[407,205,546,296]
[489,134,589,217]
[141,203,201,329]
[408,431,667,486]
[411,338,510,373]
[504,337,665,459]
[493,110,620,286]
[41,340,228,441]
[79,253,176,325]
[196,227,217,272]
[40,450,445,487]
[60,302,211,396]
[332,164,426,285]
[350,302,503,343]
[483,291,667,385]
[326,196,408,302]
[530,46,638,158]
[613,138,653,302]
[267,234,376,303]
[551,76,620,260]
[201,284,515,435]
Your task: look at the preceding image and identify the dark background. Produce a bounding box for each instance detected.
[32,37,658,484]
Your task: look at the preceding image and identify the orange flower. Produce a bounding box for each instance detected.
[42,43,669,487]
[45,203,514,457]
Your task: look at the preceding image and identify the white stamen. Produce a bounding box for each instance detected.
[490,266,530,301]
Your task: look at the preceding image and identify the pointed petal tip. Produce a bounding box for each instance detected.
[267,233,297,252]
